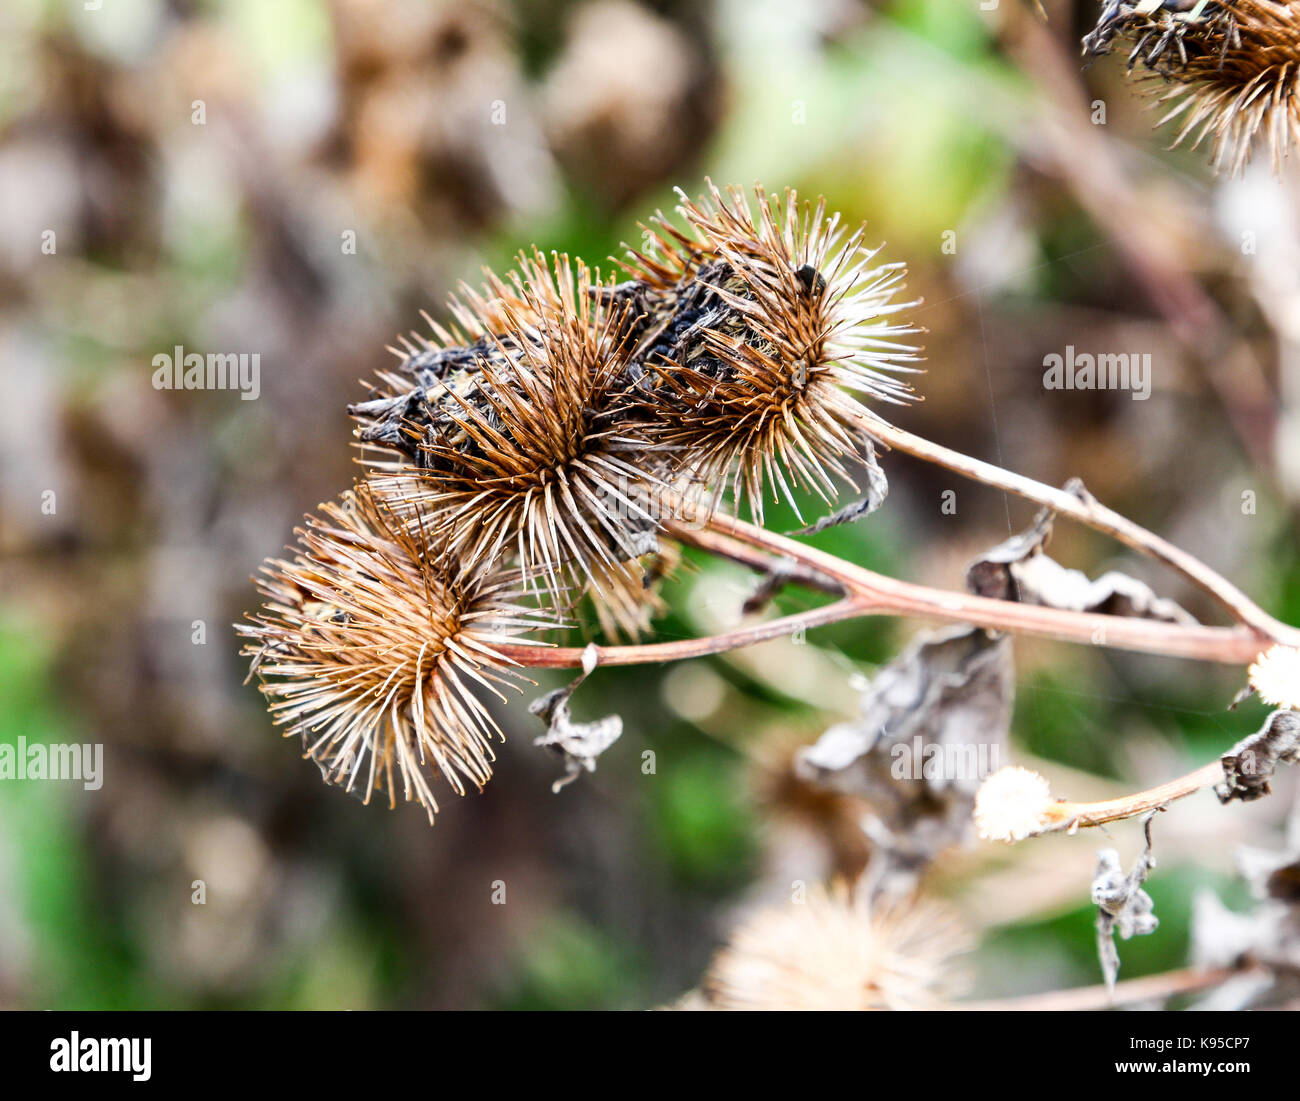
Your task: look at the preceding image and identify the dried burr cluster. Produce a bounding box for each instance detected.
[1084,0,1300,173]
[240,182,921,823]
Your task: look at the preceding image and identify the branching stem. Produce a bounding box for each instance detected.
[851,405,1300,646]
[496,506,1271,669]
[498,410,1296,670]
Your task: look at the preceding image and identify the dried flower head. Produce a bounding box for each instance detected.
[349,257,564,462]
[238,485,551,823]
[1248,644,1300,710]
[1084,1,1300,174]
[363,251,666,626]
[974,765,1055,842]
[620,180,921,522]
[705,883,966,1011]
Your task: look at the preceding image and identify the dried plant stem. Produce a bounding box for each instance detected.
[496,507,1271,670]
[497,594,874,670]
[694,509,1266,660]
[1039,760,1225,834]
[850,406,1300,647]
[667,527,844,596]
[953,966,1243,1012]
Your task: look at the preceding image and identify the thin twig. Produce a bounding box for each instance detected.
[847,402,1300,646]
[1040,760,1225,834]
[953,966,1245,1012]
[495,595,872,670]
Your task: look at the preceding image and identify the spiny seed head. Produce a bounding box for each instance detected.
[364,251,667,618]
[705,883,967,1011]
[619,180,922,523]
[238,485,552,824]
[350,257,564,459]
[1085,1,1300,174]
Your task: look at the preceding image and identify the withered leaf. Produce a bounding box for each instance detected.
[528,644,623,793]
[796,624,1014,895]
[1191,801,1300,1006]
[1236,839,1300,905]
[1093,814,1160,993]
[785,437,889,537]
[966,506,1195,624]
[1215,710,1300,804]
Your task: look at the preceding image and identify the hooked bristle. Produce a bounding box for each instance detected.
[1085,1,1300,174]
[364,251,668,627]
[250,182,932,822]
[620,180,922,522]
[238,484,553,823]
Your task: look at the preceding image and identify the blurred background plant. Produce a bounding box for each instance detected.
[2,0,1299,1009]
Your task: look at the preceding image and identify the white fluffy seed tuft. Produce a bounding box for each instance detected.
[974,766,1055,843]
[1248,645,1300,711]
